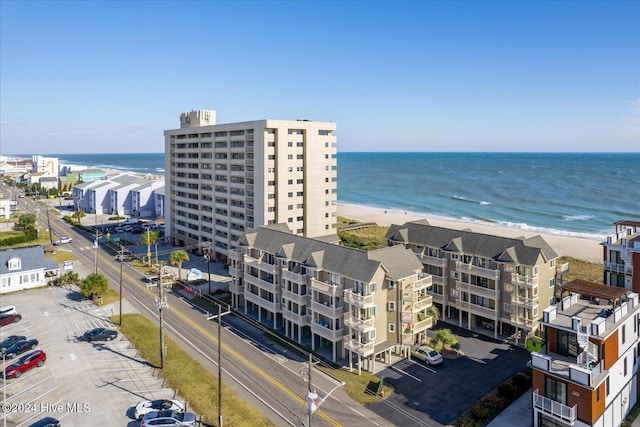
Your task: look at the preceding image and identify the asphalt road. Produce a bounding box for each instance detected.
[27,197,393,427]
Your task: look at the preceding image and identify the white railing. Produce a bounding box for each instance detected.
[456,262,501,280]
[282,269,307,283]
[310,278,342,296]
[344,338,375,356]
[511,273,539,287]
[533,389,577,424]
[343,289,375,307]
[344,314,375,332]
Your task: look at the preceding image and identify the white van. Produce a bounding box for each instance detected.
[0,306,17,316]
[122,218,139,225]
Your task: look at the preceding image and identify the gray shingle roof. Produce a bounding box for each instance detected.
[386,221,558,266]
[0,246,58,274]
[239,224,422,283]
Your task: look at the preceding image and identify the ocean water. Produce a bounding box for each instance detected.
[21,152,640,239]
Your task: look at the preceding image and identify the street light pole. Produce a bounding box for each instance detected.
[218,303,223,427]
[156,261,167,369]
[119,244,124,325]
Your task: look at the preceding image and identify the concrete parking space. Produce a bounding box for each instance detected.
[0,284,180,427]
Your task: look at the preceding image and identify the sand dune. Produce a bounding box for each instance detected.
[337,204,604,263]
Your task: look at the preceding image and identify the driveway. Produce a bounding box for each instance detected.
[368,322,531,426]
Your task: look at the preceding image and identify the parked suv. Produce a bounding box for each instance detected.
[4,339,39,359]
[140,410,196,427]
[2,350,46,379]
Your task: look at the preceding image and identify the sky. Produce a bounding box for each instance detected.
[1,1,639,154]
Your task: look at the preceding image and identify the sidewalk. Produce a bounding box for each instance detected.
[486,389,532,427]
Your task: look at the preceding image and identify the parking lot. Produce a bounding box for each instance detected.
[1,285,179,427]
[369,323,531,426]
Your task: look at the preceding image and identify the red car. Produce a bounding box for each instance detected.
[2,350,46,379]
[0,313,22,327]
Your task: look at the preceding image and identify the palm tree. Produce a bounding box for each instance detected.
[426,305,440,324]
[169,250,190,281]
[140,229,160,267]
[73,209,86,224]
[81,273,109,302]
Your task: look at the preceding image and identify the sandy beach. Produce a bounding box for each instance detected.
[337,204,604,263]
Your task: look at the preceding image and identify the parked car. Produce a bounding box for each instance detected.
[131,226,145,234]
[0,335,26,355]
[4,339,39,359]
[0,313,22,327]
[114,227,124,233]
[80,327,118,342]
[115,254,132,262]
[134,399,185,420]
[122,225,134,232]
[54,236,72,245]
[28,417,60,427]
[1,350,46,379]
[411,345,443,365]
[141,410,196,427]
[0,305,17,315]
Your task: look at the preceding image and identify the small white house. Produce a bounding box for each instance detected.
[0,246,60,294]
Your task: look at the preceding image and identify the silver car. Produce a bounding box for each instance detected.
[140,410,196,427]
[411,345,443,365]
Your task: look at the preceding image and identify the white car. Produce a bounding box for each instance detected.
[54,237,72,245]
[0,306,17,316]
[411,345,443,365]
[134,399,184,421]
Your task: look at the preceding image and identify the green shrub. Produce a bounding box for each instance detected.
[471,403,489,421]
[513,372,531,391]
[0,229,38,247]
[498,381,516,400]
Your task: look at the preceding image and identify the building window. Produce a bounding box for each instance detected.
[450,289,459,298]
[288,205,293,210]
[387,301,395,311]
[288,218,293,223]
[623,325,626,344]
[550,259,555,268]
[545,377,567,405]
[267,194,275,199]
[624,357,628,376]
[549,278,556,288]
[288,192,293,197]
[288,180,293,185]
[389,324,395,333]
[606,377,610,396]
[504,303,513,313]
[288,142,293,147]
[504,283,514,292]
[288,155,293,160]
[268,155,275,160]
[596,387,600,402]
[557,330,578,357]
[388,281,395,289]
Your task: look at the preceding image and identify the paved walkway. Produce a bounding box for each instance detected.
[487,389,532,427]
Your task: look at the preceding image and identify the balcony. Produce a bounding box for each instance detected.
[456,262,501,280]
[402,295,433,313]
[431,275,446,286]
[531,349,605,387]
[417,254,446,268]
[244,256,277,275]
[282,288,307,305]
[457,281,499,300]
[413,316,433,332]
[310,278,342,297]
[311,300,343,318]
[244,291,279,313]
[532,389,577,425]
[501,313,534,328]
[457,300,496,318]
[282,269,307,284]
[604,261,633,275]
[411,275,433,291]
[512,294,538,308]
[344,314,375,333]
[344,338,375,357]
[310,322,343,341]
[229,280,244,295]
[243,274,276,293]
[344,289,375,308]
[428,291,446,305]
[282,310,308,325]
[511,273,539,287]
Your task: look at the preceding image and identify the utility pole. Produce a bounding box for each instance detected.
[305,353,318,427]
[204,244,212,295]
[118,244,124,325]
[46,206,53,246]
[94,213,99,274]
[156,260,167,369]
[218,303,223,427]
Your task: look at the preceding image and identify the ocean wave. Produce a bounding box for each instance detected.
[562,214,594,222]
[480,201,491,205]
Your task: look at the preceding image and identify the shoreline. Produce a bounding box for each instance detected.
[337,203,604,263]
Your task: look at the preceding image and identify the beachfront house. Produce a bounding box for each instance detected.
[164,109,338,264]
[530,280,639,427]
[0,246,60,294]
[228,223,435,373]
[385,220,567,346]
[602,220,640,293]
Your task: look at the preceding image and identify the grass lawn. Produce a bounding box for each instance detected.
[111,313,274,427]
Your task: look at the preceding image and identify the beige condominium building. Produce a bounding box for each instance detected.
[386,220,567,345]
[164,110,337,261]
[228,224,435,373]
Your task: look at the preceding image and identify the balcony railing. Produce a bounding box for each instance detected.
[282,288,307,305]
[457,300,496,317]
[344,314,375,333]
[282,269,307,283]
[511,273,539,287]
[457,281,499,300]
[531,349,605,387]
[428,291,446,305]
[604,261,633,275]
[310,322,344,341]
[344,338,375,357]
[417,254,446,267]
[311,300,343,318]
[456,262,501,280]
[310,278,342,296]
[403,296,433,313]
[228,265,242,278]
[243,274,276,293]
[412,275,433,291]
[511,295,539,308]
[229,280,244,295]
[244,291,279,312]
[501,313,534,328]
[282,310,308,325]
[243,256,277,275]
[532,389,577,425]
[343,289,375,307]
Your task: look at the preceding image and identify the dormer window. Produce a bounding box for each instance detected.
[7,257,22,271]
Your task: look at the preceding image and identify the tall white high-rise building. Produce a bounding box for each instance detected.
[164,110,338,261]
